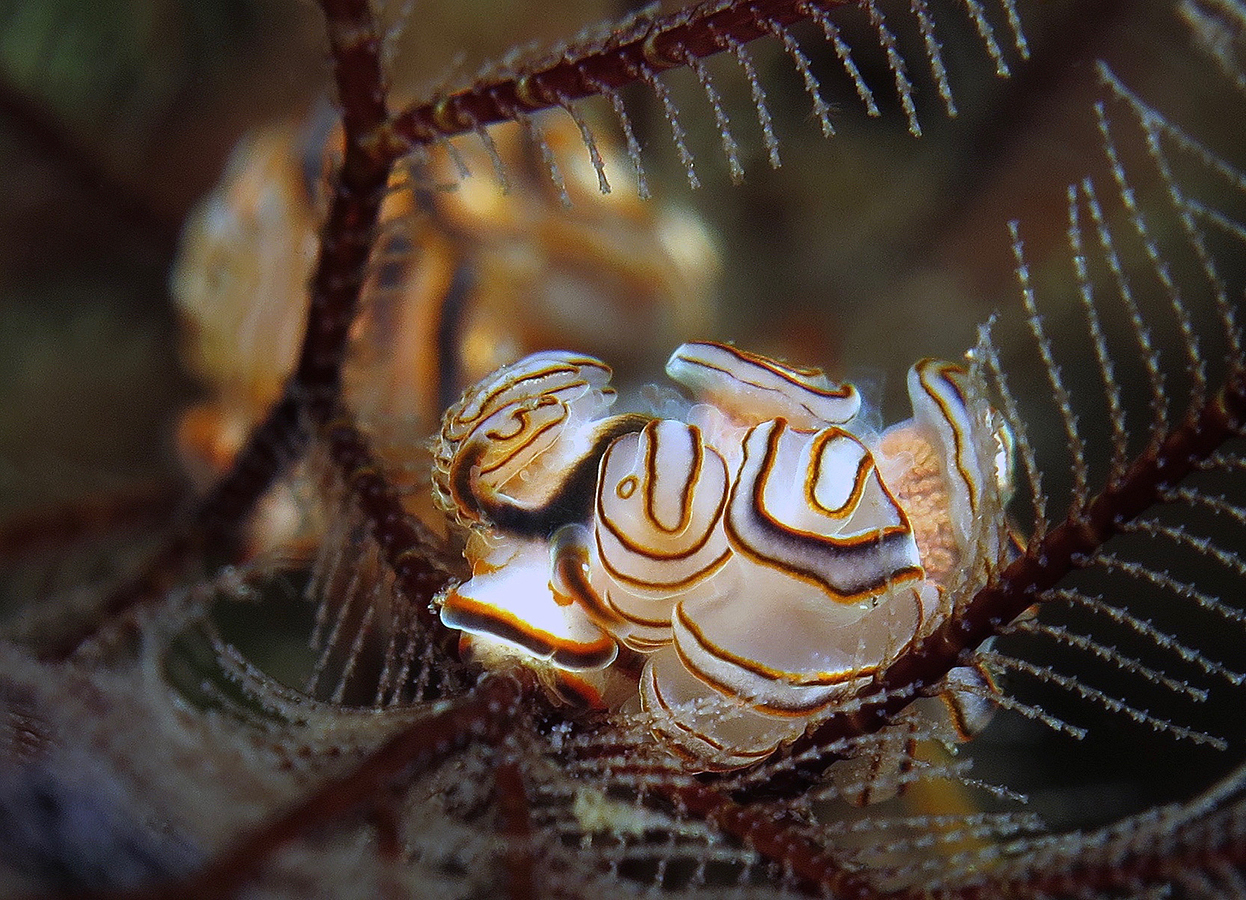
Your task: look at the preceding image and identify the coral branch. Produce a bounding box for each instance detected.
[322,413,461,627]
[191,0,401,532]
[918,830,1246,899]
[663,781,883,899]
[149,673,528,900]
[495,761,537,900]
[42,0,403,659]
[296,0,400,415]
[391,0,849,146]
[756,369,1246,798]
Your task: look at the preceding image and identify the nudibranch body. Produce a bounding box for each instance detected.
[432,342,1015,770]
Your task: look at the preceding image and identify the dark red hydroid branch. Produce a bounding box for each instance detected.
[294,0,402,416]
[193,0,401,532]
[160,0,399,523]
[495,762,538,900]
[391,0,849,145]
[754,368,1246,800]
[664,781,885,899]
[322,413,461,629]
[916,828,1246,900]
[137,674,528,900]
[48,0,856,660]
[43,0,401,660]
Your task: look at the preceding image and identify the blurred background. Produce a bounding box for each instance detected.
[0,0,1243,840]
[1,0,1239,508]
[2,0,1233,515]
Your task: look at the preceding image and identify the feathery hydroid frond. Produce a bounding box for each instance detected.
[3,1,1246,898]
[391,0,1029,192]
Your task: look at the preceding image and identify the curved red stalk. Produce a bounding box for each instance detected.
[392,0,848,145]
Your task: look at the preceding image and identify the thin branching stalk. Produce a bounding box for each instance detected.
[391,0,848,146]
[42,0,401,660]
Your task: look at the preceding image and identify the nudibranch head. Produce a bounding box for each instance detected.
[432,351,642,534]
[432,343,1016,772]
